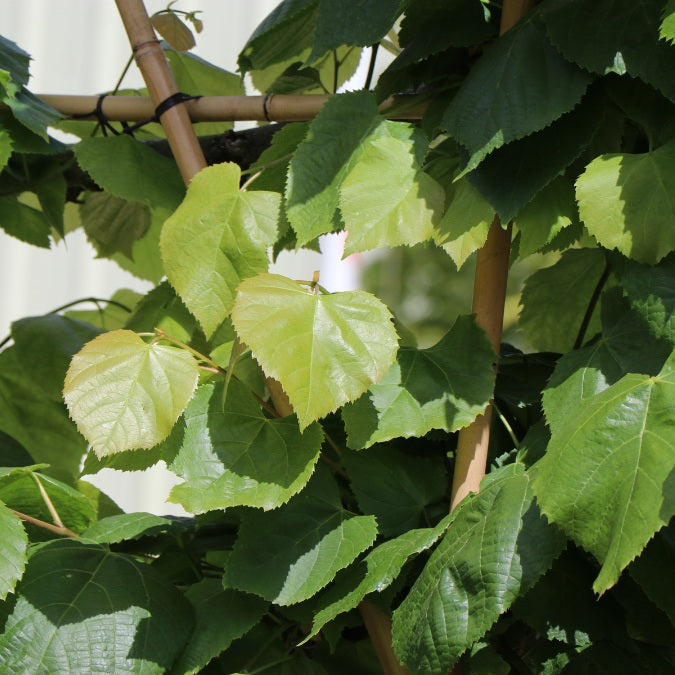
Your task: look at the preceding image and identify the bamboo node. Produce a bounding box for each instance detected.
[262,93,275,122]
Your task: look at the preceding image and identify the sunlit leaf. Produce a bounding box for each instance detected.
[0,499,27,601]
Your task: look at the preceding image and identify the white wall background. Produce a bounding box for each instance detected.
[0,1,366,513]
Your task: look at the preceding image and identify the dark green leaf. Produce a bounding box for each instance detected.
[0,196,51,247]
[0,539,194,673]
[81,512,173,544]
[3,88,62,139]
[226,466,378,605]
[342,315,495,448]
[172,580,268,674]
[392,465,565,673]
[168,380,323,513]
[11,314,102,402]
[0,431,33,468]
[0,499,27,601]
[441,16,591,173]
[0,35,30,87]
[0,111,66,154]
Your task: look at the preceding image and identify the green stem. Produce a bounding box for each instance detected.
[152,328,224,373]
[332,50,339,94]
[11,509,78,538]
[111,53,135,96]
[32,473,65,528]
[573,262,610,350]
[364,43,379,90]
[492,401,519,449]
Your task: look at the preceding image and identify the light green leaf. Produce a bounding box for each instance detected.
[661,0,675,43]
[74,134,185,210]
[533,351,675,593]
[339,136,444,255]
[168,379,323,512]
[392,465,565,673]
[0,499,27,600]
[519,248,606,353]
[433,174,494,269]
[80,191,151,259]
[515,176,578,258]
[172,580,268,675]
[161,163,280,337]
[151,13,195,51]
[0,128,11,173]
[81,512,173,544]
[576,139,675,264]
[226,466,378,605]
[343,445,449,537]
[0,539,193,673]
[64,288,141,332]
[342,315,494,448]
[0,195,51,248]
[63,329,200,457]
[442,17,590,173]
[231,273,399,430]
[11,315,102,402]
[305,514,454,641]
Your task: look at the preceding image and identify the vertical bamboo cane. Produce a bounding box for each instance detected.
[450,0,535,511]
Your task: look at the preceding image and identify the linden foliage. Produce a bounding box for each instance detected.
[0,1,674,673]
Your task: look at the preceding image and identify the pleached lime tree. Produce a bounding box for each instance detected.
[0,0,674,673]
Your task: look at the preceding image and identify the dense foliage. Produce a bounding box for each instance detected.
[0,0,674,672]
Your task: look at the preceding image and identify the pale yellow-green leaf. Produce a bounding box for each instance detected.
[63,330,199,457]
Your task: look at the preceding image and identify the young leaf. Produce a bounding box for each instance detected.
[441,16,591,173]
[168,380,323,513]
[226,466,378,605]
[342,315,495,449]
[392,465,565,673]
[231,273,399,429]
[534,350,675,593]
[0,499,27,601]
[63,329,200,457]
[171,580,268,675]
[0,539,194,673]
[160,163,280,337]
[339,136,445,255]
[305,514,454,642]
[576,139,675,264]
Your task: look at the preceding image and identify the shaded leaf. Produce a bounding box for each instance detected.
[64,288,141,332]
[3,88,62,140]
[168,380,323,512]
[0,35,30,88]
[0,499,27,600]
[232,273,398,430]
[576,139,675,264]
[442,16,591,173]
[533,350,675,593]
[342,315,494,448]
[339,136,445,255]
[161,163,280,337]
[226,466,378,605]
[392,465,565,673]
[0,539,193,673]
[0,195,51,247]
[63,329,200,457]
[172,580,268,675]
[81,512,173,544]
[151,13,195,51]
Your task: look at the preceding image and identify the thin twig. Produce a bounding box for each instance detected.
[32,473,65,528]
[12,509,78,538]
[573,261,610,350]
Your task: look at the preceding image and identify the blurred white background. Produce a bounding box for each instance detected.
[0,1,367,513]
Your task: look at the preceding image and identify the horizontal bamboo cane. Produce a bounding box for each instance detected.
[28,93,426,123]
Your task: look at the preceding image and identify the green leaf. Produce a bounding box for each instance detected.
[0,35,30,88]
[3,88,62,140]
[514,176,578,258]
[0,347,86,480]
[74,134,185,210]
[0,499,27,601]
[575,139,675,264]
[0,539,193,673]
[0,470,96,536]
[432,174,494,269]
[231,273,399,430]
[160,163,280,337]
[309,0,401,61]
[542,0,675,102]
[0,431,33,468]
[0,111,66,155]
[342,445,449,537]
[0,127,11,173]
[151,13,195,51]
[171,580,268,675]
[392,465,565,673]
[168,379,323,513]
[306,514,454,641]
[519,248,606,353]
[11,314,102,402]
[342,315,494,448]
[533,351,675,593]
[63,329,200,457]
[226,466,378,605]
[661,0,675,43]
[0,195,51,247]
[165,48,244,136]
[64,288,141,332]
[80,191,151,259]
[81,512,173,544]
[441,16,591,173]
[286,91,381,245]
[339,136,445,255]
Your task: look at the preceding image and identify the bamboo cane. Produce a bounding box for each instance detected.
[450,0,535,511]
[32,93,426,123]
